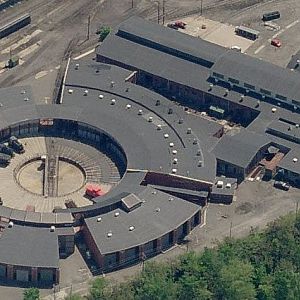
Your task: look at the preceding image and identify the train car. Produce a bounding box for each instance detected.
[0,14,31,39]
[235,25,259,40]
[262,11,280,22]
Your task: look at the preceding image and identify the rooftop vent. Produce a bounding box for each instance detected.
[75,63,79,70]
[198,161,202,167]
[97,217,102,222]
[84,90,88,96]
[68,89,74,94]
[187,128,192,134]
[208,83,213,91]
[50,225,55,232]
[296,124,299,128]
[107,232,112,237]
[8,221,13,228]
[293,158,298,163]
[196,149,201,156]
[168,108,173,114]
[148,116,153,122]
[138,109,143,115]
[178,118,183,124]
[152,191,157,195]
[193,139,198,145]
[99,94,104,99]
[239,95,244,102]
[169,197,174,201]
[164,133,169,139]
[217,180,223,188]
[256,100,260,108]
[224,89,229,97]
[155,207,160,212]
[169,142,174,147]
[114,212,120,217]
[129,226,135,231]
[157,124,162,130]
[156,100,160,106]
[110,81,115,88]
[111,99,116,105]
[173,158,178,164]
[24,97,29,101]
[126,104,132,109]
[21,90,26,94]
[271,107,277,113]
[172,168,177,174]
[172,150,177,155]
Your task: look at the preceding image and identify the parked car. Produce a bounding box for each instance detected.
[8,136,24,154]
[271,38,281,47]
[274,181,290,191]
[167,21,186,30]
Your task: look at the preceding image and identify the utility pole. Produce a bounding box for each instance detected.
[162,0,165,25]
[131,0,134,8]
[155,1,160,24]
[201,0,203,15]
[87,15,91,40]
[229,221,233,239]
[296,201,299,220]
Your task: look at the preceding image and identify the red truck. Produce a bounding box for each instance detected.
[167,20,186,30]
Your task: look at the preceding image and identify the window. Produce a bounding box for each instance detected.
[260,88,272,96]
[244,83,255,90]
[228,78,239,84]
[212,72,224,79]
[276,94,287,101]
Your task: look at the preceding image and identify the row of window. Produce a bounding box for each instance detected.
[211,73,294,104]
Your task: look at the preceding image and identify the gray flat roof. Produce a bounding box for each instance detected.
[117,16,226,66]
[85,187,200,254]
[278,148,300,174]
[211,51,300,102]
[0,225,59,268]
[212,129,270,168]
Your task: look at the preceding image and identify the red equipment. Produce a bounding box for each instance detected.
[85,184,103,198]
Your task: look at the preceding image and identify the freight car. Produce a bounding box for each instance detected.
[0,14,31,39]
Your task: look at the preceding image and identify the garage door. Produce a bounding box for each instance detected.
[40,269,53,283]
[16,269,29,282]
[0,265,6,278]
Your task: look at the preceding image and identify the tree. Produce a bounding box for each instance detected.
[88,277,108,300]
[65,293,83,300]
[219,259,256,300]
[97,26,111,42]
[23,288,40,300]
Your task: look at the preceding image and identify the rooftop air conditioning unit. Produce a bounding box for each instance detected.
[97,217,102,222]
[193,139,198,145]
[164,133,169,139]
[68,89,73,94]
[198,161,202,167]
[178,118,183,124]
[168,108,173,114]
[187,128,192,134]
[107,232,113,237]
[50,225,55,232]
[111,99,116,105]
[75,63,79,70]
[169,142,174,147]
[21,90,26,94]
[208,83,213,91]
[172,168,177,174]
[172,150,177,155]
[148,116,153,122]
[293,158,298,163]
[84,90,88,96]
[157,124,162,130]
[196,149,201,156]
[138,109,143,115]
[156,100,160,106]
[129,226,135,231]
[114,212,120,217]
[271,107,277,113]
[8,221,13,228]
[126,104,131,109]
[226,183,232,189]
[173,158,178,164]
[110,81,115,88]
[216,180,224,188]
[99,94,104,99]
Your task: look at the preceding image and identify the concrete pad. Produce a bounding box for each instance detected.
[174,16,254,53]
